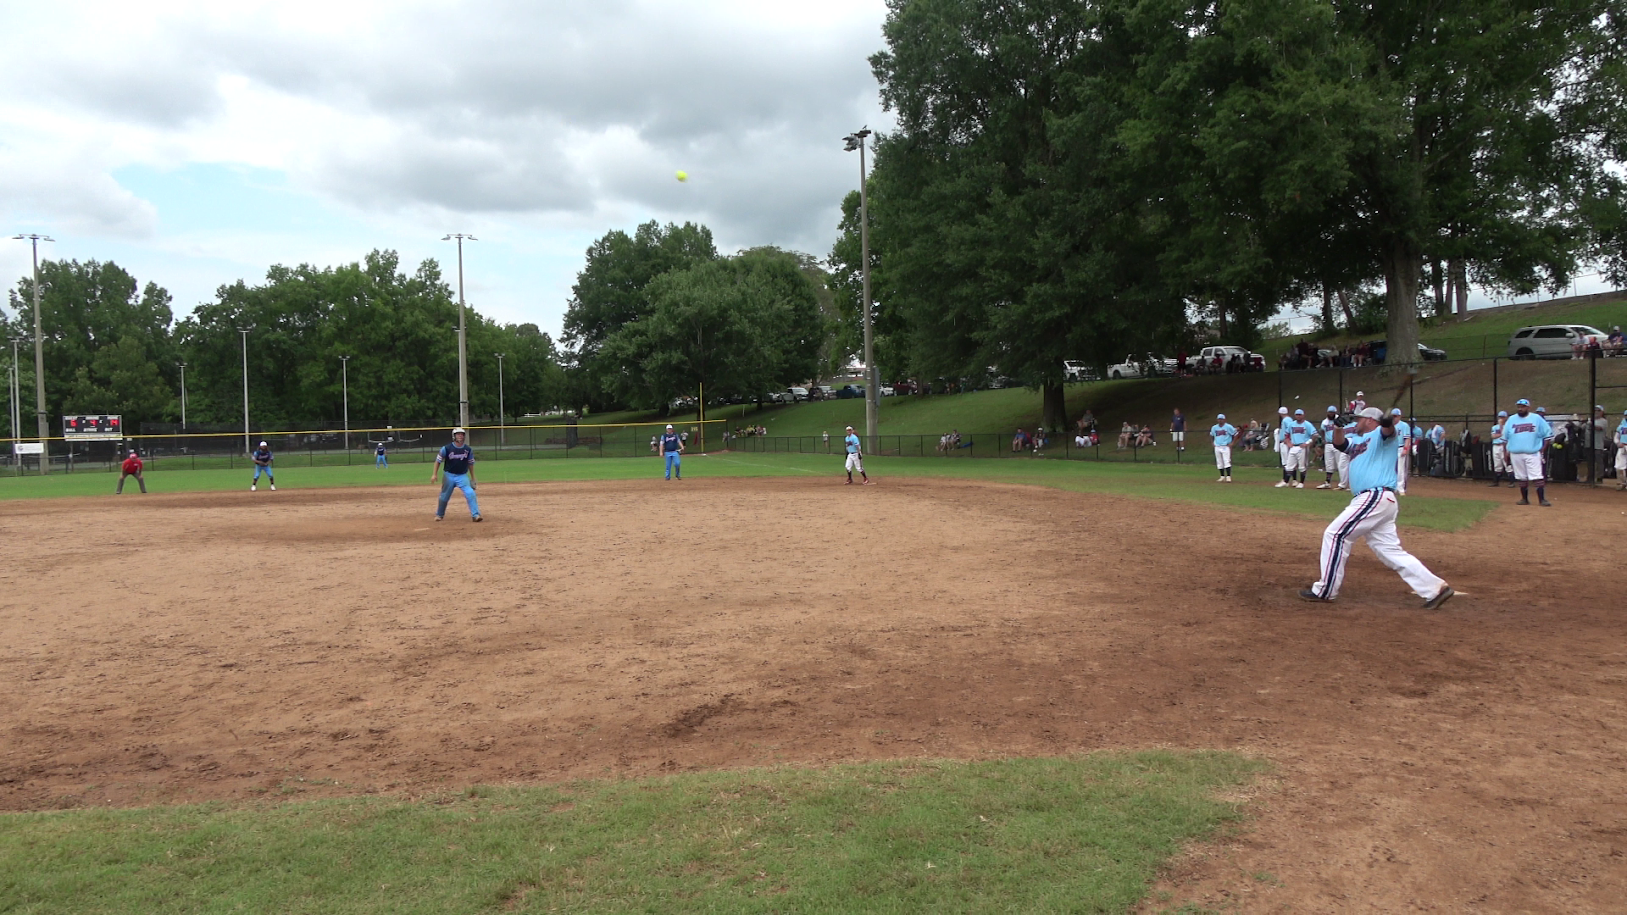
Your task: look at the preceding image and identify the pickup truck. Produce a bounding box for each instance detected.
[1189,345,1265,373]
[1107,354,1177,380]
[1062,360,1099,382]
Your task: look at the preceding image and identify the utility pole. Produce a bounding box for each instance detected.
[9,337,21,452]
[843,129,878,450]
[339,355,351,451]
[442,234,476,428]
[12,234,54,472]
[238,328,251,453]
[177,362,188,429]
[494,352,505,446]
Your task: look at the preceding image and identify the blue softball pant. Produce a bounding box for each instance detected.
[664,452,681,479]
[438,472,480,518]
[253,464,274,481]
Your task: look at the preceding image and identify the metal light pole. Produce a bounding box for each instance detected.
[494,352,505,445]
[9,337,21,448]
[442,234,476,427]
[177,362,188,429]
[12,234,54,472]
[238,328,251,453]
[843,129,878,450]
[339,355,351,451]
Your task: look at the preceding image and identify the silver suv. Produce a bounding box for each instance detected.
[1507,324,1607,359]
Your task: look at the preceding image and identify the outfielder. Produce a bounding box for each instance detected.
[375,440,388,469]
[843,425,872,485]
[431,427,482,521]
[1505,399,1553,506]
[1282,408,1315,488]
[1273,406,1291,486]
[250,441,275,491]
[1210,413,1237,482]
[1390,410,1412,495]
[1487,412,1509,486]
[659,423,684,480]
[1317,406,1345,489]
[1300,407,1454,608]
[116,449,146,494]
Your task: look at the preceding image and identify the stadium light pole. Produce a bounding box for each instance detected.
[9,337,22,447]
[177,362,188,429]
[442,233,476,428]
[494,352,505,445]
[238,327,251,454]
[842,129,878,450]
[339,355,351,451]
[12,234,53,473]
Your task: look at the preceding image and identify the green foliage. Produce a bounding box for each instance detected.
[0,753,1263,914]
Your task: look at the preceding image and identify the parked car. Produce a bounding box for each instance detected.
[814,385,836,399]
[1190,345,1265,372]
[1506,325,1608,359]
[785,386,809,401]
[1107,353,1177,379]
[1372,340,1448,363]
[834,385,864,399]
[1062,360,1099,382]
[879,384,895,396]
[892,380,918,395]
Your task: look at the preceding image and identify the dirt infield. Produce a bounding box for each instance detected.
[2,476,1625,910]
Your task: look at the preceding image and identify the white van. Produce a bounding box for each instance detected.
[786,387,809,402]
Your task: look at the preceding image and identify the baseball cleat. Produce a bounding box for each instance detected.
[434,515,443,521]
[1217,476,1226,482]
[1538,498,1552,507]
[1293,481,1304,488]
[1298,588,1333,603]
[472,514,483,522]
[1316,482,1331,489]
[1516,498,1530,505]
[250,484,256,491]
[269,484,275,491]
[1274,481,1289,488]
[1422,586,1455,610]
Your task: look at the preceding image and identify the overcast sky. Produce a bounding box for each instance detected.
[0,0,893,338]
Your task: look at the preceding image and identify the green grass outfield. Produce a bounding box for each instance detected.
[0,752,1263,915]
[0,451,1498,531]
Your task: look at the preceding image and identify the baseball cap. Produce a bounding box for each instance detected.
[1327,405,1338,413]
[129,449,137,455]
[1216,413,1226,420]
[1294,408,1304,416]
[1596,405,1604,411]
[1390,408,1403,416]
[845,425,854,431]
[1497,411,1508,417]
[1355,390,1365,397]
[452,427,466,435]
[259,440,268,447]
[1516,398,1530,406]
[1277,406,1289,415]
[1359,407,1384,421]
[1536,406,1547,413]
[665,424,674,430]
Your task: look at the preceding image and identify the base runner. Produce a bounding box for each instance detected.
[1300,407,1453,608]
[250,441,275,491]
[1210,413,1236,482]
[116,449,146,494]
[1505,399,1553,506]
[431,427,482,521]
[843,425,872,485]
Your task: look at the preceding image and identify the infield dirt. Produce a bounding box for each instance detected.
[2,475,1624,910]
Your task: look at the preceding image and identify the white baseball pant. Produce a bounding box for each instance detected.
[1310,488,1446,601]
[1492,446,1507,473]
[845,452,864,473]
[1214,444,1231,470]
[1510,452,1543,482]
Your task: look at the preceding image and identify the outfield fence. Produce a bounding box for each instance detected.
[0,419,729,474]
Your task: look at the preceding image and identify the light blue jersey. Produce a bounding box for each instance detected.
[1428,424,1446,447]
[1343,427,1401,493]
[1503,412,1552,453]
[1210,423,1237,446]
[1491,422,1504,445]
[1617,419,1627,443]
[1286,419,1315,445]
[1392,420,1412,441]
[844,433,860,454]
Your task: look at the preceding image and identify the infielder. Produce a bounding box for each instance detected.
[116,449,146,494]
[659,423,684,480]
[1488,411,1509,486]
[1273,406,1291,486]
[1317,406,1345,489]
[1282,408,1315,488]
[250,441,275,491]
[843,425,872,485]
[431,427,482,521]
[1210,413,1237,482]
[1615,409,1627,491]
[375,441,388,469]
[1300,407,1454,609]
[1389,410,1412,495]
[1505,399,1553,506]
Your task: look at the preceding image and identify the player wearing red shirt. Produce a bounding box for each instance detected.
[116,450,146,494]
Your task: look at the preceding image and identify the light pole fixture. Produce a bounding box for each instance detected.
[238,327,251,454]
[494,352,505,446]
[177,362,188,429]
[12,233,54,473]
[842,129,878,450]
[339,355,351,451]
[441,233,477,428]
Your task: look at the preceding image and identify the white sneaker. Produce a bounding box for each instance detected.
[250,484,256,491]
[269,484,276,491]
[1294,481,1304,489]
[1316,482,1331,489]
[1274,481,1289,488]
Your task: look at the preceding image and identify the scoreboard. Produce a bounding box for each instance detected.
[63,415,124,441]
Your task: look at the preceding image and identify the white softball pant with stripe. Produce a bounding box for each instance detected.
[1311,488,1445,601]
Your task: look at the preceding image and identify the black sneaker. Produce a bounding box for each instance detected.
[1423,586,1455,610]
[1298,588,1332,603]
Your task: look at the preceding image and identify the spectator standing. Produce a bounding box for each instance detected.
[1171,409,1186,452]
[823,430,830,452]
[116,449,146,494]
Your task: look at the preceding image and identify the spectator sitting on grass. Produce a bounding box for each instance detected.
[1136,425,1155,447]
[1117,422,1135,449]
[1012,429,1028,452]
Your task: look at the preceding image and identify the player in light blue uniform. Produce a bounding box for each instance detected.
[1280,409,1316,488]
[659,423,684,480]
[1300,408,1452,608]
[1389,409,1413,494]
[375,441,388,469]
[843,425,872,484]
[1487,411,1509,487]
[250,440,275,491]
[430,427,482,521]
[1615,410,1627,490]
[1210,413,1237,482]
[1504,398,1553,506]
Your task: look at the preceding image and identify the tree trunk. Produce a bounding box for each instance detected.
[1430,258,1447,317]
[1451,259,1468,315]
[1321,283,1335,333]
[1216,301,1228,340]
[1042,380,1067,433]
[1384,237,1423,366]
[1337,288,1356,329]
